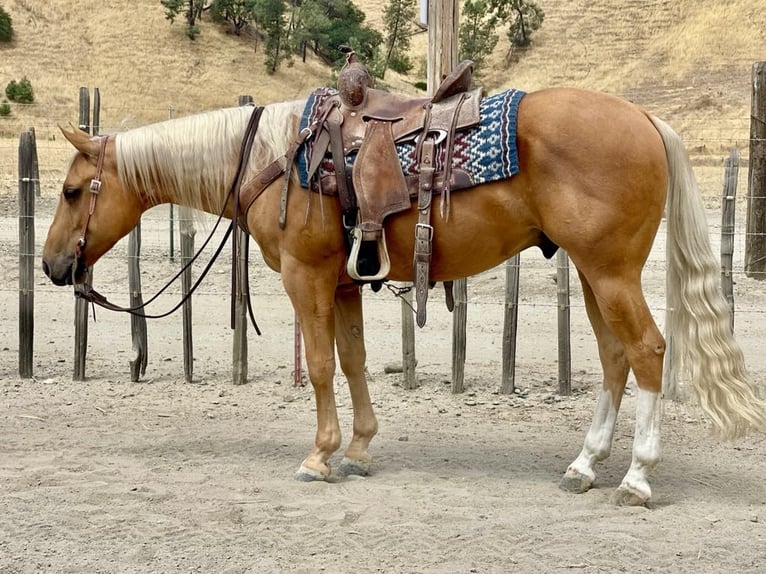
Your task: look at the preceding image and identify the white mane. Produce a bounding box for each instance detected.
[115,100,304,213]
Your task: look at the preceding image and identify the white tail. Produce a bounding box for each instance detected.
[653,115,766,438]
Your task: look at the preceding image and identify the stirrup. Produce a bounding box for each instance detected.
[346,227,391,282]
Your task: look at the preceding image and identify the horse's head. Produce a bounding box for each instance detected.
[42,128,144,285]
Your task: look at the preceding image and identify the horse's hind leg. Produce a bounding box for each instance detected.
[333,284,379,476]
[569,270,665,506]
[561,271,629,494]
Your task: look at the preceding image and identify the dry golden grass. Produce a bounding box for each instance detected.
[0,0,764,192]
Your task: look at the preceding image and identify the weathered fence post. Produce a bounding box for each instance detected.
[425,0,465,393]
[401,288,417,388]
[168,105,175,262]
[73,87,91,381]
[556,250,571,396]
[721,148,740,332]
[232,233,248,385]
[18,129,36,378]
[30,127,40,198]
[128,223,148,381]
[232,95,254,386]
[92,88,100,136]
[745,61,766,279]
[500,254,520,394]
[451,279,467,393]
[180,207,195,383]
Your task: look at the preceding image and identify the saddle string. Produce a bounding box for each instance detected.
[77,106,267,334]
[440,92,467,221]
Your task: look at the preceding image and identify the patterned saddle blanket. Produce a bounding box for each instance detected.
[296,87,526,190]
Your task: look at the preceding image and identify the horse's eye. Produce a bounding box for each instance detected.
[62,187,80,201]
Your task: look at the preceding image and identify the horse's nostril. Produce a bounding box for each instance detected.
[42,260,50,277]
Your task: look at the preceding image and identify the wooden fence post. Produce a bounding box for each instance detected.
[233,95,254,386]
[30,127,40,198]
[180,207,195,383]
[500,254,520,394]
[232,233,248,385]
[556,250,571,395]
[400,288,417,388]
[18,129,36,378]
[73,87,91,381]
[128,223,148,381]
[451,279,467,393]
[721,148,740,332]
[745,61,766,279]
[168,105,175,262]
[425,0,465,393]
[92,88,100,136]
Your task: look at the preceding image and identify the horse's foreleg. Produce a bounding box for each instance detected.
[281,262,342,482]
[561,272,629,494]
[333,284,378,477]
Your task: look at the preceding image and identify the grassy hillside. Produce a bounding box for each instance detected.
[0,0,764,153]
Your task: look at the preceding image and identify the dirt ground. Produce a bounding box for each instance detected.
[1,194,765,573]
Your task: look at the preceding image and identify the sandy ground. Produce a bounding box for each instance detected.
[1,195,765,573]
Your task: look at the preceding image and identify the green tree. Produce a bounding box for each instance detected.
[0,5,13,42]
[0,100,11,116]
[289,0,332,62]
[459,0,498,74]
[308,0,381,68]
[489,0,544,47]
[210,0,256,35]
[382,0,417,75]
[254,0,288,73]
[161,0,209,39]
[5,76,34,103]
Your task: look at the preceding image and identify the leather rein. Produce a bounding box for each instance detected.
[74,106,271,334]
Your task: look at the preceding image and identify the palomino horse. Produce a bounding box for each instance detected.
[43,88,765,505]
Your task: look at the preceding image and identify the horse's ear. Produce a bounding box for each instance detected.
[59,125,101,158]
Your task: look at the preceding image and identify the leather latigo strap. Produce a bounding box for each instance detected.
[414,136,435,328]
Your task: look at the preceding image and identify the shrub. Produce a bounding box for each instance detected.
[0,6,13,42]
[5,76,34,103]
[0,100,10,116]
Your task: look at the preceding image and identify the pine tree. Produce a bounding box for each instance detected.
[255,0,288,73]
[382,0,417,75]
[459,0,499,75]
[489,0,544,48]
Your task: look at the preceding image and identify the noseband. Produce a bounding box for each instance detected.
[74,134,109,264]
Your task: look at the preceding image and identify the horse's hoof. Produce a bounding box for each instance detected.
[337,457,371,478]
[559,471,593,494]
[294,464,331,482]
[611,485,650,507]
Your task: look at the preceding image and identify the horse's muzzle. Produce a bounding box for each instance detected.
[42,254,85,286]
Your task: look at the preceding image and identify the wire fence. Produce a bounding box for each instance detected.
[2,99,766,386]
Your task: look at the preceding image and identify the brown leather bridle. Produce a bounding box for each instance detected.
[73,134,108,265]
[72,107,270,335]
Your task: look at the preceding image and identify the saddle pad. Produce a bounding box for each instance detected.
[296,87,526,188]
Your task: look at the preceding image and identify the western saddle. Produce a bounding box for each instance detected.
[285,50,482,327]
